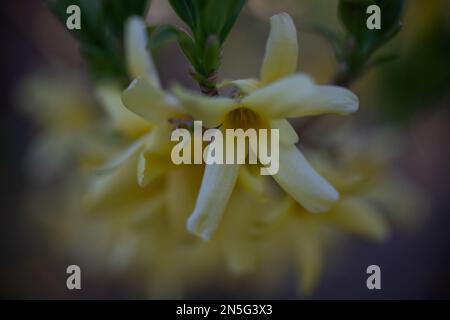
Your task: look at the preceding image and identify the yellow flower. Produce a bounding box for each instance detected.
[170,13,359,240]
[18,70,103,179]
[247,149,392,295]
[86,16,186,210]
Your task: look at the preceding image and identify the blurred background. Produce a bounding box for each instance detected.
[0,0,449,299]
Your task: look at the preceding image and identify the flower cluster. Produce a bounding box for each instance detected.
[19,9,426,298]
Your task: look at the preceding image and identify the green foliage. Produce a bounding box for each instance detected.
[167,0,247,91]
[48,0,150,83]
[330,0,405,86]
[339,0,404,58]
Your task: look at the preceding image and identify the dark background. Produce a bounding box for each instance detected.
[1,0,450,299]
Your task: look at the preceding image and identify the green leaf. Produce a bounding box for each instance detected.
[339,0,375,41]
[218,0,246,44]
[150,25,201,72]
[149,24,181,49]
[203,35,221,74]
[47,0,151,82]
[339,0,405,56]
[168,0,197,30]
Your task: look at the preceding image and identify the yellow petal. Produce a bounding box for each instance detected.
[283,85,359,118]
[237,165,266,198]
[270,119,298,145]
[244,75,358,119]
[273,144,339,213]
[137,151,171,187]
[142,124,173,156]
[137,126,173,186]
[243,74,316,118]
[187,163,240,240]
[327,197,391,242]
[95,135,147,174]
[221,188,259,274]
[166,166,204,235]
[95,83,151,137]
[125,16,160,87]
[122,78,182,124]
[292,221,324,295]
[365,175,429,231]
[84,154,140,212]
[260,13,298,85]
[172,85,237,128]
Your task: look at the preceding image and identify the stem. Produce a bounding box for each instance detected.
[190,68,219,96]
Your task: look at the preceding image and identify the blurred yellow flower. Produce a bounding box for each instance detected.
[86,16,186,210]
[17,9,429,300]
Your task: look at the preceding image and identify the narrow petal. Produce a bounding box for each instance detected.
[122,78,182,124]
[221,188,259,274]
[187,163,240,240]
[273,144,339,213]
[125,16,160,87]
[365,176,429,231]
[84,154,140,211]
[284,85,359,118]
[244,75,358,119]
[137,152,171,187]
[166,166,204,235]
[95,135,147,174]
[261,13,298,85]
[137,126,173,186]
[292,221,324,295]
[326,197,391,242]
[243,74,316,118]
[95,84,151,137]
[172,85,237,128]
[237,165,266,198]
[270,119,299,145]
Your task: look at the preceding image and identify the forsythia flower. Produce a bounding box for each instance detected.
[18,71,102,179]
[170,13,359,240]
[18,10,428,299]
[85,16,186,209]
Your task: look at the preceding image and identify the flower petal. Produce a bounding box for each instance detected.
[243,74,316,118]
[137,151,171,187]
[136,126,173,186]
[327,197,391,242]
[95,83,151,137]
[172,85,237,128]
[122,77,182,124]
[221,187,260,274]
[270,119,299,146]
[125,16,160,87]
[244,75,358,119]
[95,135,147,174]
[292,221,324,295]
[187,163,240,240]
[273,144,339,213]
[261,13,298,85]
[237,165,267,198]
[284,85,359,118]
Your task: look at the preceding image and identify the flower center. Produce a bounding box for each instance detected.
[225,108,264,130]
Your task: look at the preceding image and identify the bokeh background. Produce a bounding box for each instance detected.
[1,0,449,299]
